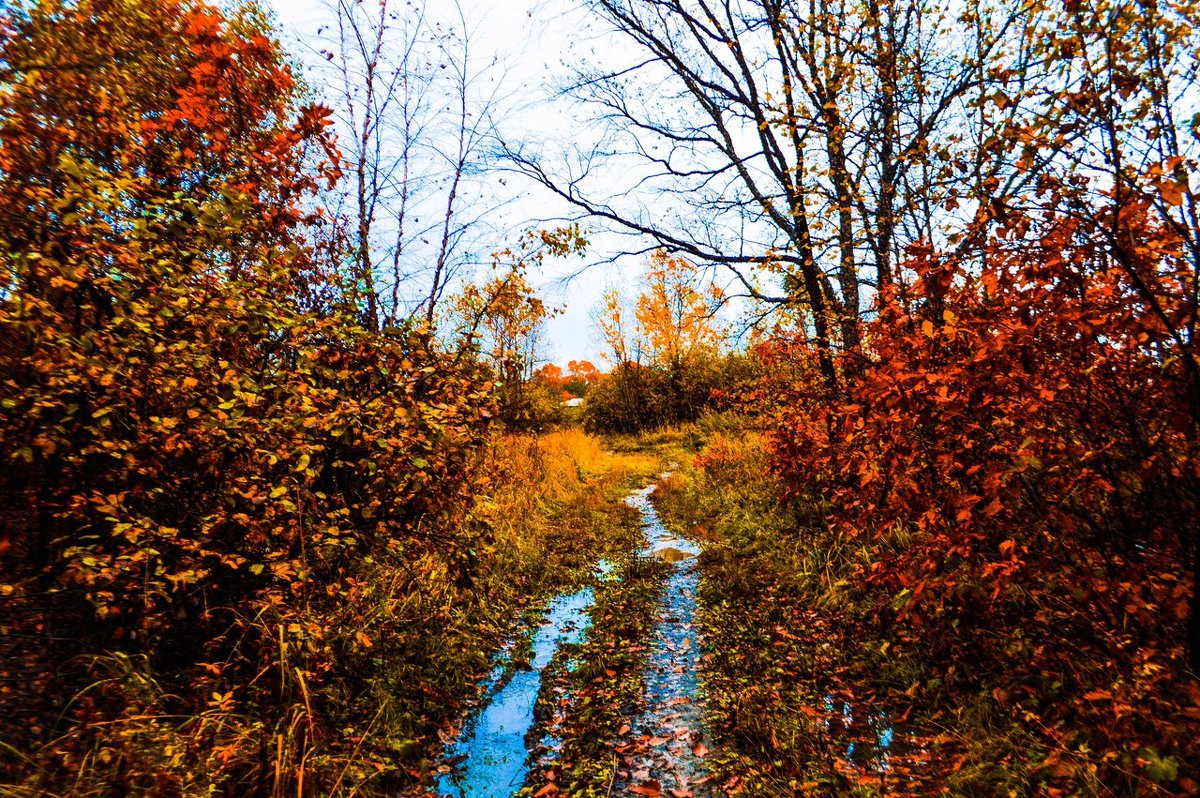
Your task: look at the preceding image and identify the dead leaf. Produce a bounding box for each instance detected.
[629,779,662,797]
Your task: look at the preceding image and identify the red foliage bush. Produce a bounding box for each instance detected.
[763,209,1200,783]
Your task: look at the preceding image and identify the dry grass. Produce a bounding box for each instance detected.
[3,428,670,798]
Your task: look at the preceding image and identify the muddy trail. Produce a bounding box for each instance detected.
[431,478,923,797]
[436,590,595,798]
[432,477,710,798]
[610,484,710,797]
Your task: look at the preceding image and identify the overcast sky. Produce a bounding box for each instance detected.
[266,0,649,368]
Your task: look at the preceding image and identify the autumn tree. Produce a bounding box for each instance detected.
[509,0,1033,386]
[1011,0,1200,669]
[456,269,550,386]
[450,227,585,428]
[586,252,727,431]
[636,251,725,367]
[0,0,496,791]
[756,0,1200,785]
[565,359,601,397]
[314,0,506,327]
[594,287,641,367]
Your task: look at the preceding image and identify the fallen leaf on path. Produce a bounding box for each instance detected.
[618,723,631,735]
[629,779,662,797]
[533,784,558,797]
[692,742,708,757]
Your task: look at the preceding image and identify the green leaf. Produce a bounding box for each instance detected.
[1141,748,1179,783]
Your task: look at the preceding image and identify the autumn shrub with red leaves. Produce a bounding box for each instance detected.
[0,1,495,793]
[763,210,1200,788]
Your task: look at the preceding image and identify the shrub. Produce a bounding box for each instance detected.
[0,2,496,792]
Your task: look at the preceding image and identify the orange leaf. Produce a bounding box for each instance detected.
[1160,178,1188,206]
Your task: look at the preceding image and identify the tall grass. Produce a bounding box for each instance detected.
[4,429,664,797]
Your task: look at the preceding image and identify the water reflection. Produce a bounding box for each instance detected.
[821,693,931,791]
[436,589,593,798]
[612,484,710,796]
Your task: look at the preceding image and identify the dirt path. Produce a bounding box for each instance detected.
[434,480,713,798]
[610,484,710,797]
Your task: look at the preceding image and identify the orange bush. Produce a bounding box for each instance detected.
[762,210,1200,786]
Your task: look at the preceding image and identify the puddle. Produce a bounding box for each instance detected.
[822,694,933,791]
[614,485,710,796]
[436,480,711,797]
[627,481,701,563]
[594,559,619,581]
[436,589,594,798]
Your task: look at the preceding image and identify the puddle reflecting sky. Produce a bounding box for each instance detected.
[614,484,711,796]
[822,693,933,791]
[436,589,593,798]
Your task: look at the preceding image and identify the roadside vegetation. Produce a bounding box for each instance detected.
[654,417,1200,796]
[1,421,664,795]
[4,0,1200,796]
[0,4,659,792]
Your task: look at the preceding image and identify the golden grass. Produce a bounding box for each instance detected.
[5,427,672,798]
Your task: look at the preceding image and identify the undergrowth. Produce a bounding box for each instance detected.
[3,429,664,797]
[656,421,1200,796]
